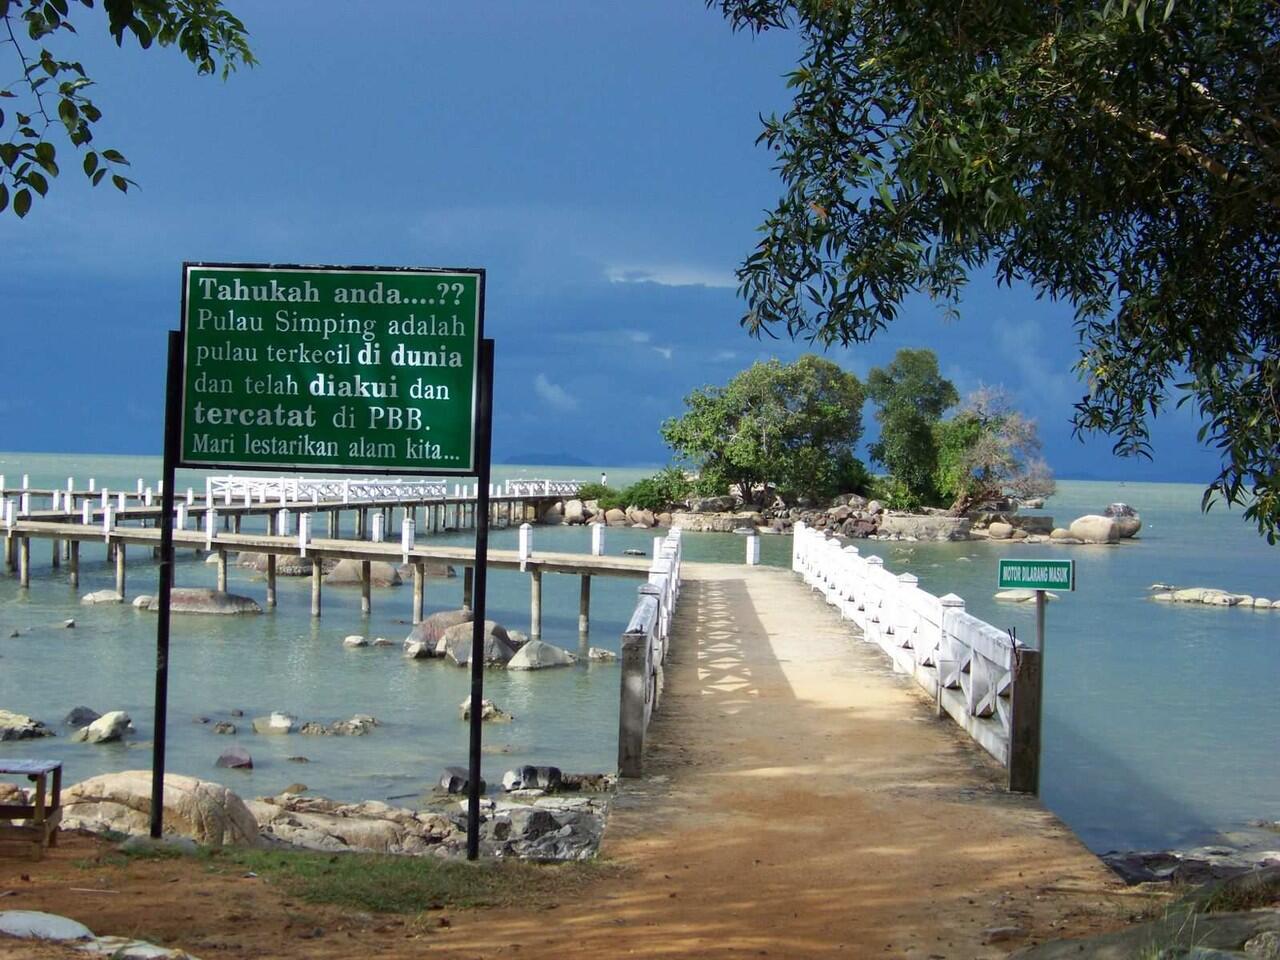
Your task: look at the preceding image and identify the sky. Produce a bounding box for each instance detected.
[0,0,1222,482]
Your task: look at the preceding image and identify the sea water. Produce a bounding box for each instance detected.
[0,453,1276,853]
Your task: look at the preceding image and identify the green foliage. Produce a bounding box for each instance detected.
[869,475,922,513]
[709,0,1280,540]
[1,0,254,218]
[618,466,692,512]
[574,482,617,506]
[865,349,957,506]
[662,354,865,503]
[119,842,608,914]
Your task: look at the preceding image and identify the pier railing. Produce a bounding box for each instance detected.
[792,522,1042,791]
[618,527,684,777]
[205,475,580,505]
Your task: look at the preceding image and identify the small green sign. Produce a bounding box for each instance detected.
[998,558,1075,591]
[179,263,484,474]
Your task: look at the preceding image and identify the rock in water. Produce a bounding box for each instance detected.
[216,745,253,770]
[342,634,368,648]
[131,595,153,608]
[212,721,237,735]
[60,770,258,846]
[439,766,484,795]
[1068,515,1120,543]
[588,647,617,662]
[64,706,101,727]
[458,697,512,722]
[0,709,53,741]
[148,589,262,615]
[441,620,515,666]
[252,711,297,735]
[71,710,131,744]
[401,608,472,654]
[80,589,123,605]
[502,765,563,792]
[325,559,402,587]
[507,639,577,670]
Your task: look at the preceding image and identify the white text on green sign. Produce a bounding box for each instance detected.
[998,559,1075,592]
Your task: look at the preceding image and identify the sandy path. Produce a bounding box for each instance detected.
[1,564,1137,958]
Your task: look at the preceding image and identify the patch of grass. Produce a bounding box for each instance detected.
[195,847,615,914]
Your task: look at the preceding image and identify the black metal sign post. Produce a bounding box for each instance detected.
[466,338,495,860]
[151,330,183,837]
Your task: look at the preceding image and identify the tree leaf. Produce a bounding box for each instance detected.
[13,187,31,217]
[83,150,97,175]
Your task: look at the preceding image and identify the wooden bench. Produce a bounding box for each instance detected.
[0,759,62,860]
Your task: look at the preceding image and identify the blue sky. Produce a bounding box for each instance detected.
[0,0,1219,482]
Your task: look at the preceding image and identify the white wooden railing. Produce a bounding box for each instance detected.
[792,522,1041,789]
[205,475,580,505]
[618,528,684,776]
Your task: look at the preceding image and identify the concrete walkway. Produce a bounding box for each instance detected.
[584,564,1131,958]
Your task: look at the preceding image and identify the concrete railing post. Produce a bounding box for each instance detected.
[746,533,761,566]
[518,522,533,565]
[591,523,605,556]
[81,501,91,526]
[401,516,415,563]
[618,627,648,778]
[299,513,312,558]
[103,503,115,543]
[371,512,385,543]
[1008,647,1043,795]
[205,507,217,550]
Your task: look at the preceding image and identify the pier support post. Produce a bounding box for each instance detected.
[328,511,337,539]
[51,536,60,569]
[19,537,30,588]
[1008,648,1043,794]
[311,559,322,617]
[360,560,372,616]
[412,562,425,624]
[530,567,543,640]
[357,509,367,540]
[579,575,591,635]
[115,541,126,596]
[463,566,473,612]
[266,554,277,608]
[216,550,227,593]
[4,534,13,572]
[69,541,79,587]
[233,514,241,534]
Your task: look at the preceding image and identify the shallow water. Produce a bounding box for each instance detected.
[1,454,1276,853]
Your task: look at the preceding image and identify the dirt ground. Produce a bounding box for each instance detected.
[1,566,1157,959]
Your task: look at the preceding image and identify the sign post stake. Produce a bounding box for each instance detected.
[151,330,183,837]
[466,339,495,860]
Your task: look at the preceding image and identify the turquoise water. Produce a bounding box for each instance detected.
[1,453,1276,853]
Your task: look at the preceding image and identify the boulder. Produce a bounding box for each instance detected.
[995,590,1058,603]
[1068,514,1119,543]
[442,620,515,666]
[866,500,885,515]
[403,641,434,659]
[502,765,563,792]
[587,647,617,662]
[507,639,577,670]
[342,634,368,648]
[0,709,53,741]
[325,559,402,587]
[212,721,237,735]
[61,771,258,846]
[563,499,586,524]
[439,766,484,795]
[689,496,735,513]
[64,706,101,728]
[656,512,672,527]
[148,589,261,615]
[81,589,123,605]
[239,552,332,577]
[249,793,456,855]
[987,521,1014,540]
[71,710,131,744]
[876,515,972,541]
[131,595,153,608]
[330,714,378,736]
[1011,528,1028,540]
[252,711,297,735]
[507,629,530,650]
[541,501,563,525]
[1114,515,1142,538]
[1103,502,1138,518]
[215,745,253,770]
[634,508,656,528]
[604,508,629,527]
[402,608,472,653]
[0,910,94,942]
[458,697,513,722]
[1049,527,1072,540]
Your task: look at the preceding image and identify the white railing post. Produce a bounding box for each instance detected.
[4,499,14,529]
[136,478,144,497]
[518,522,533,569]
[145,487,154,507]
[117,491,127,512]
[103,503,115,543]
[371,511,385,543]
[298,512,312,557]
[592,523,605,556]
[205,506,217,549]
[277,508,290,536]
[81,501,91,526]
[66,477,74,494]
[186,488,194,506]
[791,520,806,571]
[101,488,109,510]
[19,491,29,516]
[401,515,415,563]
[88,478,95,493]
[746,533,761,566]
[176,502,187,531]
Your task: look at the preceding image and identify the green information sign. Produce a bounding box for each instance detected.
[179,262,484,474]
[998,558,1075,591]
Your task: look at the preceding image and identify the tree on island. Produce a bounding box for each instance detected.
[661,354,867,503]
[708,0,1280,540]
[1,0,253,218]
[934,386,1056,516]
[865,348,958,509]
